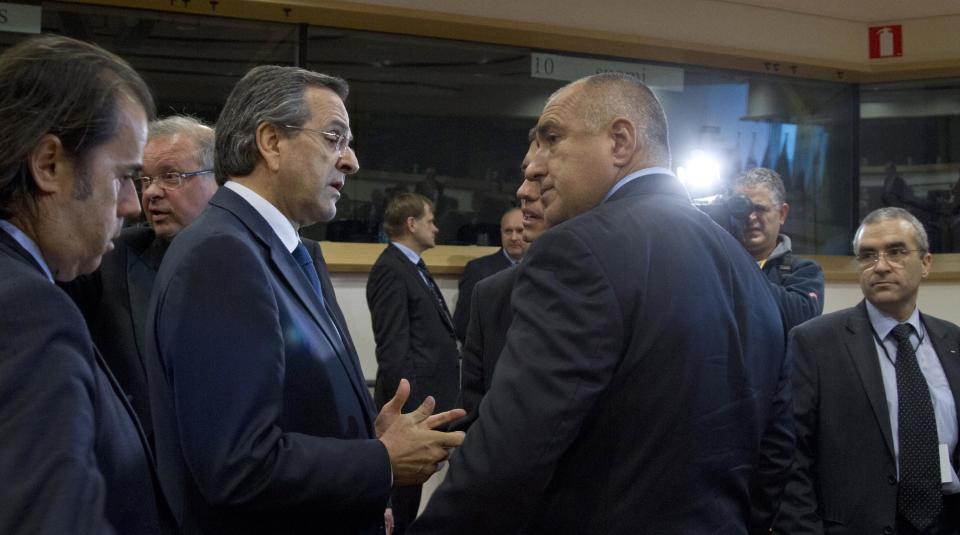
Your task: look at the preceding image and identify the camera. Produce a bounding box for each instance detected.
[694,194,760,241]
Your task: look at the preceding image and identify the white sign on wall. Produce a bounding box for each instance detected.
[0,3,41,35]
[531,53,684,91]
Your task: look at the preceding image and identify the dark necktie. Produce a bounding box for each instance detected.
[292,241,324,307]
[416,259,452,325]
[891,322,942,531]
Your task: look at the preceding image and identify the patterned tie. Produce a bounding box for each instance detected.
[891,322,942,531]
[292,241,324,307]
[416,259,452,325]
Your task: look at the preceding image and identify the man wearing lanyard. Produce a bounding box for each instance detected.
[778,207,960,534]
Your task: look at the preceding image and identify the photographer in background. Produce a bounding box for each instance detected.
[734,167,824,331]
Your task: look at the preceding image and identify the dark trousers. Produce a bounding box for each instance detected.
[391,485,422,535]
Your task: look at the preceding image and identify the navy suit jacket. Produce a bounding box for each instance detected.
[366,243,459,413]
[412,174,792,534]
[454,265,517,432]
[146,187,391,534]
[452,248,513,341]
[61,225,167,442]
[775,302,960,534]
[0,229,172,535]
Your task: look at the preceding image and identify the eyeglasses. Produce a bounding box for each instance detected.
[138,170,213,190]
[855,247,925,269]
[284,125,351,156]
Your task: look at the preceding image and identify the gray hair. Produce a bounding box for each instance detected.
[556,72,670,167]
[734,167,786,206]
[148,115,215,170]
[215,65,348,184]
[853,207,930,253]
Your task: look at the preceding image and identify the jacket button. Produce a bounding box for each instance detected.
[883,526,893,535]
[888,475,897,485]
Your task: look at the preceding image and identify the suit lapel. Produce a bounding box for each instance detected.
[211,189,373,420]
[923,314,960,439]
[305,239,378,424]
[390,244,455,335]
[125,238,165,366]
[844,302,896,460]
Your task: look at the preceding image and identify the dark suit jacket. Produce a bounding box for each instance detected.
[775,301,960,534]
[366,243,459,413]
[61,225,167,442]
[452,248,513,341]
[146,187,391,535]
[0,229,172,534]
[412,174,791,535]
[453,265,517,432]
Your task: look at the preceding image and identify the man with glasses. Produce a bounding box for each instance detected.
[64,115,216,442]
[733,167,824,331]
[777,207,960,534]
[146,65,464,535]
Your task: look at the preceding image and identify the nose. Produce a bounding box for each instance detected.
[118,178,141,219]
[142,179,165,203]
[517,178,540,203]
[337,147,359,175]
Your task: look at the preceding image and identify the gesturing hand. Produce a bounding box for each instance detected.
[377,379,466,486]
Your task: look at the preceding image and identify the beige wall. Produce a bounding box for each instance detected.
[335,271,960,382]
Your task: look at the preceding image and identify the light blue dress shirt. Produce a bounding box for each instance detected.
[866,300,960,493]
[0,219,53,282]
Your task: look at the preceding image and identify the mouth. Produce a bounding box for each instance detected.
[329,179,345,192]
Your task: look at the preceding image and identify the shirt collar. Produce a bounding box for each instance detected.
[391,241,421,265]
[866,299,922,341]
[502,247,518,265]
[601,167,676,203]
[0,219,53,282]
[224,181,300,253]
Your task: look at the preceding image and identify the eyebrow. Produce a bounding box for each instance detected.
[326,119,353,142]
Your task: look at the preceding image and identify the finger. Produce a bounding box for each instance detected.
[431,430,466,448]
[422,408,466,429]
[408,395,436,424]
[382,378,410,414]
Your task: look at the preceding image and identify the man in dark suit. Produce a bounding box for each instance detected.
[146,65,464,535]
[367,192,461,534]
[456,140,547,432]
[776,207,960,535]
[0,35,174,534]
[452,207,526,341]
[412,73,791,534]
[63,115,217,442]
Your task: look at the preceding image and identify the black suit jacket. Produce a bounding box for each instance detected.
[775,301,960,534]
[366,243,459,413]
[412,174,791,534]
[452,248,513,341]
[454,265,517,432]
[146,187,391,535]
[0,229,173,534]
[61,225,167,442]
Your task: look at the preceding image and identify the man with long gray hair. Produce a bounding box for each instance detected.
[63,115,217,443]
[146,65,464,534]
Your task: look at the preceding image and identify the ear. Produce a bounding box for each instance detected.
[921,252,933,278]
[255,122,283,173]
[405,215,417,234]
[28,134,70,194]
[609,117,637,167]
[779,202,790,225]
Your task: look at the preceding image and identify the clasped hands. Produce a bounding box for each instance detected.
[376,379,465,486]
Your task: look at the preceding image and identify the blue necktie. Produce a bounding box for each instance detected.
[292,241,324,307]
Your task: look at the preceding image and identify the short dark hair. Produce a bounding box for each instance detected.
[215,65,348,184]
[0,34,155,219]
[383,193,432,239]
